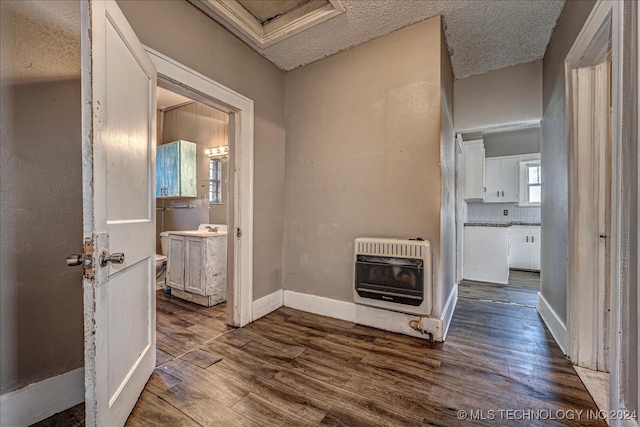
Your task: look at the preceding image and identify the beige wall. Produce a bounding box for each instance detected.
[118,0,286,300]
[0,1,84,394]
[454,60,542,132]
[283,17,453,317]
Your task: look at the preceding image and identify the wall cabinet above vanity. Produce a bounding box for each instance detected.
[156,140,197,198]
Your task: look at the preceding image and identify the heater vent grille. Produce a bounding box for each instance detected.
[353,237,432,316]
[355,240,425,259]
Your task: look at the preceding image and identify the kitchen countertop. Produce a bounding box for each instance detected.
[464,222,541,227]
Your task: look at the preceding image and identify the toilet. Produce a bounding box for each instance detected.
[156,231,171,289]
[155,254,167,289]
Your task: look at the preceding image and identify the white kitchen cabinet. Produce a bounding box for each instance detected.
[509,225,540,270]
[464,139,485,202]
[484,157,519,203]
[463,226,510,284]
[167,232,227,306]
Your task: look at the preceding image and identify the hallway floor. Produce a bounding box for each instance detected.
[35,289,605,426]
[458,269,540,306]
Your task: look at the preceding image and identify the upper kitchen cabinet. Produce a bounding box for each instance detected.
[464,139,485,202]
[484,156,519,203]
[156,140,197,198]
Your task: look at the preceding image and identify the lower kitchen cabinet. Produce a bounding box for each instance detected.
[509,226,540,270]
[463,226,510,284]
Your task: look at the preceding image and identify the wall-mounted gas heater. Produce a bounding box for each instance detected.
[353,237,432,316]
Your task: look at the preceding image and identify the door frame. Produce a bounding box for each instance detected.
[144,47,254,327]
[566,5,613,372]
[566,0,636,424]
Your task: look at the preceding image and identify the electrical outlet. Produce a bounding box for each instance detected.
[503,210,509,216]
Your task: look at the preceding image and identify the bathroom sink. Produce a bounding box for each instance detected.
[168,230,227,237]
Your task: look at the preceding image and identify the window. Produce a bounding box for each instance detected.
[209,158,222,204]
[518,159,541,206]
[526,163,542,204]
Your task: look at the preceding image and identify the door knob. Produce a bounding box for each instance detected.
[67,254,92,268]
[99,251,125,267]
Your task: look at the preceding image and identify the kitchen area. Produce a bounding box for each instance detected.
[458,126,542,305]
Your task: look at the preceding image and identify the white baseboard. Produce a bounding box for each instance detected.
[284,291,355,322]
[537,292,568,354]
[0,367,84,427]
[283,290,449,341]
[441,283,458,341]
[252,289,283,321]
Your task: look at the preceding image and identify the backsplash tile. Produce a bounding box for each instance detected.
[467,202,540,223]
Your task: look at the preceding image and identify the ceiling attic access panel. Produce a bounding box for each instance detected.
[189,0,345,48]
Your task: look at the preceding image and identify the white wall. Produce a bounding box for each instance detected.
[454,60,542,132]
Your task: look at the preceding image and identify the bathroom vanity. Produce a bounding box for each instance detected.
[166,230,227,307]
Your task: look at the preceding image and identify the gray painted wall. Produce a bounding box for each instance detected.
[484,127,541,158]
[440,25,456,312]
[454,61,542,132]
[283,17,454,318]
[118,0,286,300]
[1,1,84,394]
[540,0,596,325]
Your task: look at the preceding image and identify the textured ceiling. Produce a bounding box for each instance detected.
[202,0,565,79]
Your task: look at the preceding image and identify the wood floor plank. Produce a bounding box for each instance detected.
[159,358,248,407]
[180,348,223,369]
[156,330,198,358]
[157,382,259,427]
[155,348,174,367]
[145,370,182,397]
[230,392,318,427]
[125,390,201,427]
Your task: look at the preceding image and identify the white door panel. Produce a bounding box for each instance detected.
[81,1,156,425]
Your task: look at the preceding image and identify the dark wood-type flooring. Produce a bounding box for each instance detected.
[35,285,604,426]
[458,269,540,307]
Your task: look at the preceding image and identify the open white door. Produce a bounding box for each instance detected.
[80,1,156,425]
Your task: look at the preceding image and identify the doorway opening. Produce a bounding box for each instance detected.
[145,47,255,330]
[154,85,233,367]
[456,127,543,309]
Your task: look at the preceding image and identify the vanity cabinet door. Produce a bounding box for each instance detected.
[167,234,185,290]
[185,237,206,296]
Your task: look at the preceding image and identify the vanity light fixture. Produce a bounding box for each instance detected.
[205,145,229,158]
